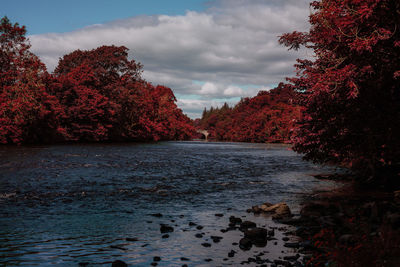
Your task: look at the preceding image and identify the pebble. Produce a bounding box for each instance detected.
[284,242,300,248]
[211,236,223,243]
[160,224,174,233]
[201,242,212,247]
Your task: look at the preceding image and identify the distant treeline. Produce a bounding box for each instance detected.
[195,83,303,143]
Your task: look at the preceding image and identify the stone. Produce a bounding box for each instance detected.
[228,250,236,257]
[196,225,203,230]
[195,233,203,238]
[272,204,292,220]
[201,242,212,247]
[180,257,190,261]
[252,205,261,213]
[162,234,169,238]
[260,202,273,211]
[112,260,128,267]
[244,227,269,240]
[239,237,252,250]
[150,213,163,217]
[153,256,161,262]
[229,216,243,225]
[244,227,269,247]
[126,237,139,242]
[215,213,224,217]
[160,224,174,233]
[284,255,300,261]
[240,220,257,230]
[211,236,223,243]
[284,242,300,248]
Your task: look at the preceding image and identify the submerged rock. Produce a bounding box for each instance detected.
[244,227,269,247]
[112,260,127,267]
[240,220,257,231]
[229,216,242,225]
[239,237,252,250]
[160,224,174,233]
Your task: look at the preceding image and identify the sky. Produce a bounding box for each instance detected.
[2,0,311,119]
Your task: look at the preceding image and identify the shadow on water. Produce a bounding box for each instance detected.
[0,141,341,266]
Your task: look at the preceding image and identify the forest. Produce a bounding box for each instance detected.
[195,83,303,143]
[0,17,194,144]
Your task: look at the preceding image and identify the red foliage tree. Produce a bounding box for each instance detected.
[279,0,400,180]
[50,64,117,141]
[52,45,194,142]
[0,17,59,144]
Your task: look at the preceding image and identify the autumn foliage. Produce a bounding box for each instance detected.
[196,83,303,143]
[0,17,194,144]
[280,0,400,180]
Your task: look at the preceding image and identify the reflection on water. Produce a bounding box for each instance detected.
[0,141,339,266]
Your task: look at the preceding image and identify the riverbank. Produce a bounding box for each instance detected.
[281,179,400,267]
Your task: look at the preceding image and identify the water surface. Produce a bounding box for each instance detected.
[0,141,339,266]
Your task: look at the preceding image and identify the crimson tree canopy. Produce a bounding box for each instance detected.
[0,17,58,144]
[280,0,400,181]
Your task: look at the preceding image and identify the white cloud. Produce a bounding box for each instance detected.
[223,85,243,96]
[200,82,219,95]
[29,0,311,118]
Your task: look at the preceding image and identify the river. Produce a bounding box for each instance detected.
[0,141,340,266]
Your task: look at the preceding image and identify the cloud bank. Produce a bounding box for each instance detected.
[29,0,311,118]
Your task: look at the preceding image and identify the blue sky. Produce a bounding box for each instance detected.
[1,0,207,34]
[2,0,310,118]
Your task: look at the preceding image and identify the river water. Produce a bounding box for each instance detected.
[0,141,340,266]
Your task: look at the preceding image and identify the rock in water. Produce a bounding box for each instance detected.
[272,203,292,220]
[244,228,269,247]
[239,237,252,250]
[112,260,128,267]
[160,224,174,233]
[240,221,257,231]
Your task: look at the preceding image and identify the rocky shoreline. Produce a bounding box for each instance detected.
[107,177,400,267]
[280,181,400,267]
[105,202,309,267]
